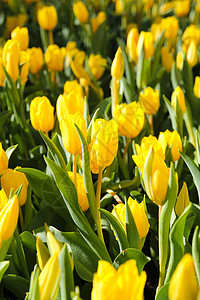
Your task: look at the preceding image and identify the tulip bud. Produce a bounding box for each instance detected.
[70,60,90,82]
[97,11,106,26]
[91,17,99,34]
[64,80,83,97]
[45,224,63,255]
[74,50,85,66]
[1,167,28,206]
[174,1,190,17]
[168,253,199,300]
[36,236,50,270]
[114,102,145,138]
[0,195,19,245]
[2,39,20,82]
[194,76,200,98]
[11,26,29,50]
[187,40,198,68]
[139,87,160,115]
[68,172,89,211]
[111,47,124,80]
[45,44,65,71]
[60,111,87,155]
[91,12,106,34]
[161,16,179,39]
[37,5,57,30]
[182,25,200,47]
[126,27,139,62]
[171,86,186,115]
[39,252,61,300]
[161,47,174,72]
[175,182,190,217]
[73,1,89,24]
[88,54,107,80]
[26,47,44,74]
[137,31,155,60]
[20,50,30,86]
[151,23,163,41]
[158,129,182,162]
[176,51,184,70]
[0,143,8,175]
[0,189,8,212]
[30,96,54,133]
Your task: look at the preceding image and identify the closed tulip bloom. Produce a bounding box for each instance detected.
[91,12,106,34]
[194,76,200,98]
[74,50,85,66]
[161,16,179,39]
[0,195,19,245]
[70,60,90,82]
[176,51,184,70]
[36,236,50,270]
[20,51,30,85]
[45,44,64,71]
[45,224,63,255]
[60,111,87,155]
[175,182,190,217]
[37,5,57,30]
[139,87,160,115]
[89,119,118,174]
[0,144,8,175]
[30,96,54,133]
[64,80,83,97]
[91,259,147,300]
[88,54,107,80]
[187,40,198,68]
[11,26,29,50]
[137,31,155,60]
[174,1,190,17]
[73,1,89,24]
[151,23,163,41]
[97,11,106,26]
[26,47,44,74]
[2,39,20,82]
[1,167,28,206]
[168,253,199,300]
[68,172,89,211]
[161,47,174,72]
[57,92,85,121]
[127,27,139,62]
[158,130,182,161]
[39,252,61,300]
[0,189,8,211]
[114,102,145,138]
[111,47,124,80]
[91,17,99,34]
[171,86,186,115]
[182,25,200,47]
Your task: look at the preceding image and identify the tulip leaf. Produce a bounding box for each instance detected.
[113,248,150,275]
[87,108,99,144]
[171,63,183,90]
[6,144,18,160]
[40,130,67,171]
[0,261,10,283]
[3,65,21,108]
[125,199,139,249]
[165,204,192,283]
[121,77,137,104]
[99,208,129,252]
[180,152,200,204]
[2,275,30,299]
[45,157,111,263]
[51,133,70,166]
[155,282,169,300]
[0,237,13,262]
[59,245,75,299]
[152,31,165,78]
[27,265,40,300]
[191,203,200,227]
[195,130,200,166]
[163,95,182,136]
[20,231,36,252]
[136,42,145,90]
[192,226,200,284]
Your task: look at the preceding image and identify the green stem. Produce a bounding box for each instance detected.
[73,154,77,188]
[96,168,105,244]
[14,228,29,280]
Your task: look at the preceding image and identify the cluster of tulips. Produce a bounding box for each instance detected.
[0,0,200,299]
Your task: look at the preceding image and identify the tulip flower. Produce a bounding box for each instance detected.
[182,25,200,47]
[64,80,83,97]
[151,23,163,41]
[68,172,89,211]
[74,50,85,66]
[139,87,160,115]
[36,236,50,270]
[161,16,179,39]
[194,76,200,98]
[127,27,139,62]
[20,50,30,85]
[45,224,63,256]
[2,39,20,82]
[37,5,57,30]
[91,12,106,34]
[30,96,55,134]
[174,1,190,17]
[91,259,147,300]
[175,182,190,217]
[187,40,198,68]
[70,60,90,82]
[11,26,29,50]
[168,253,199,300]
[88,54,107,80]
[137,31,155,60]
[65,41,78,67]
[1,167,28,206]
[45,44,65,72]
[161,47,174,72]
[176,51,184,70]
[73,1,89,24]
[26,47,44,74]
[171,86,186,115]
[0,143,8,175]
[111,47,124,81]
[158,130,182,161]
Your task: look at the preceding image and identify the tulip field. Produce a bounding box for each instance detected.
[0,0,200,299]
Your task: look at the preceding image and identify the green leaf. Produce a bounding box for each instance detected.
[136,42,145,90]
[99,208,129,252]
[152,31,165,78]
[27,265,40,300]
[20,231,36,252]
[5,144,18,160]
[87,108,99,144]
[0,261,9,283]
[121,77,137,104]
[0,110,11,129]
[0,237,12,262]
[113,248,150,275]
[52,133,69,166]
[3,65,21,108]
[171,63,183,90]
[163,95,182,136]
[195,130,200,166]
[2,275,30,299]
[155,282,169,300]
[192,226,200,284]
[125,199,139,249]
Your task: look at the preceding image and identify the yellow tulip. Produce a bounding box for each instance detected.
[139,87,160,115]
[45,44,65,72]
[30,96,55,133]
[126,27,139,62]
[26,47,44,74]
[64,80,83,97]
[1,167,28,206]
[176,51,184,70]
[171,86,186,115]
[174,1,190,17]
[73,1,89,24]
[88,54,107,80]
[0,189,8,211]
[45,224,63,255]
[60,111,87,155]
[91,12,106,34]
[65,41,78,67]
[111,47,124,80]
[168,253,199,300]
[68,172,89,211]
[36,236,50,270]
[158,129,182,162]
[161,16,179,39]
[114,102,145,138]
[11,26,29,50]
[151,23,163,41]
[89,119,118,174]
[96,11,106,26]
[0,144,8,175]
[194,76,200,98]
[161,47,174,72]
[74,50,85,66]
[137,31,155,60]
[182,25,200,47]
[187,40,198,68]
[91,259,147,300]
[70,60,90,82]
[37,5,57,30]
[2,39,20,82]
[175,182,190,217]
[20,50,30,86]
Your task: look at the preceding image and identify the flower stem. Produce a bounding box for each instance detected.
[96,168,105,244]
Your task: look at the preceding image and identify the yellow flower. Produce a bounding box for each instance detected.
[187,40,198,68]
[168,253,199,300]
[36,236,50,270]
[0,144,8,175]
[151,23,163,41]
[20,50,30,86]
[68,172,89,211]
[37,5,57,30]
[194,76,200,98]
[11,26,29,50]
[45,44,65,71]
[176,51,184,70]
[1,167,28,206]
[96,11,106,26]
[126,27,139,62]
[175,182,190,217]
[182,25,200,47]
[65,41,78,67]
[174,1,190,17]
[30,96,55,133]
[139,87,160,115]
[89,119,118,174]
[74,50,85,66]
[111,47,124,80]
[56,92,85,121]
[159,2,175,15]
[137,31,155,60]
[73,1,89,24]
[91,11,106,34]
[26,47,44,74]
[158,129,182,161]
[39,252,61,300]
[91,259,147,300]
[2,39,20,82]
[161,16,179,39]
[88,54,107,80]
[161,47,174,72]
[114,102,145,138]
[171,86,186,115]
[64,80,83,97]
[0,194,19,246]
[5,14,27,36]
[60,111,87,155]
[45,224,63,255]
[70,59,90,82]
